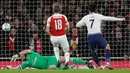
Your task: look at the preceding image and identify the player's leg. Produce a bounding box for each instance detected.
[60,35,70,69]
[70,58,86,64]
[105,44,111,65]
[60,55,94,69]
[53,46,60,61]
[70,58,94,69]
[88,34,101,68]
[104,44,113,70]
[98,36,113,70]
[53,46,61,68]
[50,36,60,64]
[91,49,101,67]
[47,56,59,69]
[98,38,110,63]
[1,65,21,69]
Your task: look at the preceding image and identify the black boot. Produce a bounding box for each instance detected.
[105,65,114,70]
[56,60,61,68]
[86,60,94,69]
[63,62,69,70]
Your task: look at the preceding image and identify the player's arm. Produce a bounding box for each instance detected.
[45,17,51,37]
[1,65,19,69]
[9,67,19,69]
[11,49,31,61]
[76,37,78,46]
[18,61,29,69]
[60,56,86,64]
[18,49,31,55]
[65,22,70,33]
[76,16,85,28]
[64,16,70,33]
[5,61,29,69]
[99,15,125,21]
[9,37,14,41]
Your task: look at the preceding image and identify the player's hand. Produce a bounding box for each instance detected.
[11,54,19,61]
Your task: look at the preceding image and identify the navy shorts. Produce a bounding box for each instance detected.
[87,33,107,50]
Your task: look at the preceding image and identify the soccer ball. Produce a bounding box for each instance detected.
[2,23,11,31]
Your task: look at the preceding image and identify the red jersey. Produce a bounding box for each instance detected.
[47,14,68,36]
[72,28,78,37]
[8,34,15,50]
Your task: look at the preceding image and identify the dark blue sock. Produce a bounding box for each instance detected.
[106,50,110,62]
[92,53,100,67]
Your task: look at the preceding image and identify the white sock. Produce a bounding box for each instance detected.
[64,52,70,63]
[54,47,60,61]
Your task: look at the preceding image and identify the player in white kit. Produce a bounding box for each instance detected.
[76,3,125,70]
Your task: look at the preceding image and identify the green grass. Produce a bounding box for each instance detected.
[0,69,130,73]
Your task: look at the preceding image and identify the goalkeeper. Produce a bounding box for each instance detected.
[5,49,94,69]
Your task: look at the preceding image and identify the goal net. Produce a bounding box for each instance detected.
[0,0,130,69]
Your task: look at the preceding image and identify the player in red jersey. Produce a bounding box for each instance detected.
[70,27,79,56]
[46,2,70,69]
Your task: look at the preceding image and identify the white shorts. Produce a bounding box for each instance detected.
[50,35,69,50]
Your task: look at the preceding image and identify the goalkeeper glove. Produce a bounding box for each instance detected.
[11,54,19,61]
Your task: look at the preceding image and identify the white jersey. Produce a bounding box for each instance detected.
[76,13,124,35]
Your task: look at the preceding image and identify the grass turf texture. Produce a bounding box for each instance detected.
[0,69,130,73]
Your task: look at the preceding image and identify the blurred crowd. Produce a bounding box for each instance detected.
[0,0,130,60]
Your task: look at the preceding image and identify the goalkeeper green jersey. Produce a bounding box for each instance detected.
[20,51,87,69]
[20,51,58,69]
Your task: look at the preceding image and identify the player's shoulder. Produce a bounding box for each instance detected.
[93,13,103,17]
[61,14,68,20]
[28,50,35,54]
[53,13,67,18]
[86,13,104,19]
[61,14,67,17]
[81,15,89,20]
[47,16,52,21]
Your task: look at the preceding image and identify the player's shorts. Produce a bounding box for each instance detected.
[87,33,107,50]
[50,35,69,51]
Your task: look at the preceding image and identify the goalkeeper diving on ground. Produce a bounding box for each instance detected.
[2,49,94,69]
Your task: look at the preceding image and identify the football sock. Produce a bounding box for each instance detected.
[54,47,60,61]
[65,52,70,63]
[106,50,110,64]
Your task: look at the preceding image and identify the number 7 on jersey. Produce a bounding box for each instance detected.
[89,19,95,29]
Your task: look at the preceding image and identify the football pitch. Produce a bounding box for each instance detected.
[0,69,130,73]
